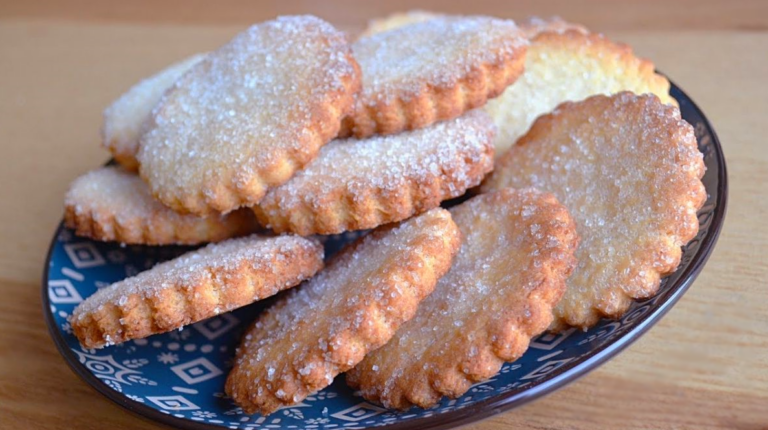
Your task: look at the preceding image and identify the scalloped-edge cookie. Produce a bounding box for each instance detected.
[139,15,361,216]
[226,208,461,415]
[339,16,527,138]
[71,234,324,349]
[102,53,206,171]
[346,188,578,409]
[482,92,706,330]
[484,25,675,155]
[253,110,496,236]
[64,166,258,245]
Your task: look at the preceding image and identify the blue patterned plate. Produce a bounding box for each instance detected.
[43,82,727,430]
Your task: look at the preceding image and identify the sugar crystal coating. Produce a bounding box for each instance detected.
[347,188,578,409]
[342,16,527,137]
[71,234,324,348]
[64,166,257,245]
[354,16,524,100]
[226,208,461,415]
[483,92,706,330]
[253,110,496,235]
[102,53,206,170]
[139,15,361,215]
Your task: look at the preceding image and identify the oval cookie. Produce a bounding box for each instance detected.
[341,16,527,138]
[139,15,361,215]
[253,110,496,236]
[71,234,324,348]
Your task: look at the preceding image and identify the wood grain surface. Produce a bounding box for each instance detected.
[0,1,766,429]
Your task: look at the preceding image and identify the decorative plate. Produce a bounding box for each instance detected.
[43,82,727,430]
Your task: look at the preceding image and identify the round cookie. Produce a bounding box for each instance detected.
[65,166,257,245]
[341,16,527,138]
[139,15,361,215]
[226,208,461,415]
[482,92,706,330]
[253,110,496,236]
[71,234,324,349]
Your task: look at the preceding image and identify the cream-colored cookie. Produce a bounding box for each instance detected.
[484,26,675,155]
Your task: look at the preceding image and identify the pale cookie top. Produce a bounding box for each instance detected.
[226,208,461,414]
[139,15,360,215]
[484,27,674,155]
[72,234,322,318]
[348,188,578,409]
[102,53,205,170]
[259,110,496,212]
[483,92,706,329]
[352,16,527,103]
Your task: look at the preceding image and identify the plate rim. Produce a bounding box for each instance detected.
[41,81,728,430]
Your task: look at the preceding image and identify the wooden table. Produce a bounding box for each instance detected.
[1,1,766,428]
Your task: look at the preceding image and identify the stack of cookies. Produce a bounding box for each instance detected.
[64,13,706,414]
